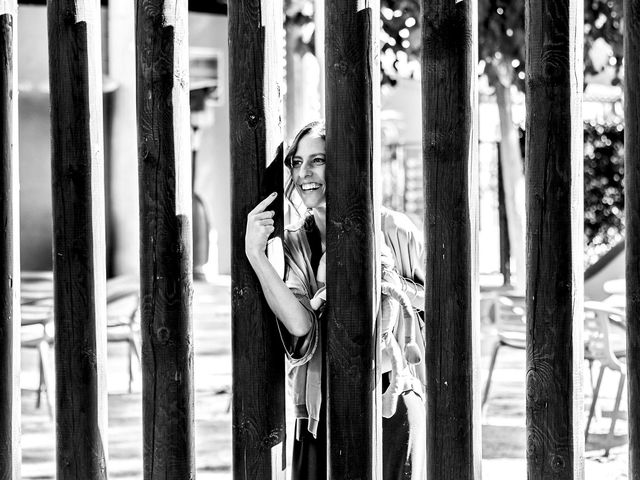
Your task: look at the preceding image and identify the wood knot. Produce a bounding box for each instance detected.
[156,327,170,344]
[550,454,566,472]
[246,112,259,128]
[333,60,349,76]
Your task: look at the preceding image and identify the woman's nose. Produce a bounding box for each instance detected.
[299,161,312,177]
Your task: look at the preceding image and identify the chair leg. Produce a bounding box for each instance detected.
[585,365,605,445]
[587,359,595,393]
[37,339,55,419]
[604,371,626,457]
[127,340,134,394]
[36,354,45,409]
[482,342,502,408]
[128,334,141,393]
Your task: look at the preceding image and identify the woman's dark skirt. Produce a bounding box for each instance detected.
[291,373,423,480]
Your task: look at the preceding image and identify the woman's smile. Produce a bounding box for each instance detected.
[300,182,323,191]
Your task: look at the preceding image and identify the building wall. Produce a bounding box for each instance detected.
[18,6,109,270]
[16,7,232,275]
[190,13,231,275]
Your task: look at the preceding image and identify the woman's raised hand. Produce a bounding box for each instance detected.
[245,192,277,262]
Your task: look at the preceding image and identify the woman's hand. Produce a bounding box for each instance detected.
[245,192,277,263]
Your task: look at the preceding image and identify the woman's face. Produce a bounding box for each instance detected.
[291,133,326,209]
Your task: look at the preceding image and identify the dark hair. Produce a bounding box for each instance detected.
[284,120,326,168]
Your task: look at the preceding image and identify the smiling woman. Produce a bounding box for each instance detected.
[244,120,427,479]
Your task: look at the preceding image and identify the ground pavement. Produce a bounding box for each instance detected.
[20,279,629,479]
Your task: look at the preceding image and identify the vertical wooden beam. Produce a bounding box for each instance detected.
[0,1,19,478]
[136,1,195,478]
[48,0,108,478]
[228,1,287,478]
[422,0,480,478]
[625,0,640,476]
[325,1,380,478]
[525,0,584,477]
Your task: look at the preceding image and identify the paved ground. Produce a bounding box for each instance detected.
[19,278,629,479]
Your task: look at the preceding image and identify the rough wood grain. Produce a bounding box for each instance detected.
[422,0,480,478]
[625,0,640,476]
[48,0,108,478]
[0,6,19,480]
[136,1,195,478]
[228,1,286,479]
[525,0,584,478]
[18,0,228,14]
[325,2,380,478]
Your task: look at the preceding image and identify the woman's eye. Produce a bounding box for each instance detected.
[291,159,302,168]
[313,157,326,165]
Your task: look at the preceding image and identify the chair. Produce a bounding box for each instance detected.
[105,278,141,393]
[20,272,141,411]
[21,297,55,417]
[584,301,626,455]
[482,294,526,408]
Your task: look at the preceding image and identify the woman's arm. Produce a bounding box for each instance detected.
[247,251,313,336]
[245,193,314,337]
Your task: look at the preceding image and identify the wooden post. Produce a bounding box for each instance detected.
[625,0,640,476]
[325,1,380,478]
[136,1,194,478]
[525,0,584,477]
[0,1,19,478]
[48,0,108,477]
[228,1,287,478]
[422,0,480,478]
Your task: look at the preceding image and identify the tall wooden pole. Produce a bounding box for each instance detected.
[325,1,381,478]
[525,0,584,477]
[0,1,19,478]
[136,1,195,478]
[625,0,640,477]
[228,1,287,479]
[422,0,480,478]
[48,0,108,477]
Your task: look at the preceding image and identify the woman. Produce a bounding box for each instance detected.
[245,121,425,479]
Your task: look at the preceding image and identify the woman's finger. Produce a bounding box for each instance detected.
[253,210,275,220]
[259,219,274,226]
[248,192,278,215]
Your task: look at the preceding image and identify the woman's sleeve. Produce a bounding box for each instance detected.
[276,242,319,366]
[382,209,425,284]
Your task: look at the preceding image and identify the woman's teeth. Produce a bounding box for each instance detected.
[301,183,321,191]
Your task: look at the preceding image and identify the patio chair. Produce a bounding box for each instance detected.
[21,272,141,410]
[21,298,55,417]
[105,280,141,393]
[584,300,626,456]
[482,294,526,408]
